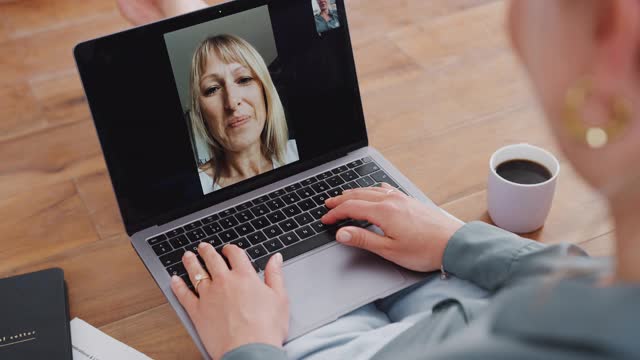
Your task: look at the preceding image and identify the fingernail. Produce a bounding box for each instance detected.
[336,230,352,243]
[275,252,283,265]
[198,242,207,249]
[171,275,180,284]
[343,189,352,193]
[184,251,195,258]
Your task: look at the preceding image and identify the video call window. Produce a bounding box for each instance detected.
[313,0,341,34]
[164,6,300,196]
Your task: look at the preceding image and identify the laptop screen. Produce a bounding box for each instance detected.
[75,0,367,234]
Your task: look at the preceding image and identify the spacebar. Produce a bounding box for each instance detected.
[256,231,335,270]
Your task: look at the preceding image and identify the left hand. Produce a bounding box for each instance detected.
[171,243,289,360]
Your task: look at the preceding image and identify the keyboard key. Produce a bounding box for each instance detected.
[235,222,255,236]
[356,176,375,187]
[283,204,302,217]
[312,192,330,206]
[231,238,252,249]
[362,156,373,163]
[310,220,334,233]
[253,195,271,204]
[340,170,359,182]
[235,201,253,211]
[201,214,219,224]
[250,216,270,230]
[185,241,202,253]
[186,229,207,242]
[264,239,285,252]
[310,206,329,219]
[268,189,286,199]
[220,208,237,218]
[370,170,399,188]
[266,210,286,224]
[203,222,223,235]
[170,234,190,248]
[165,228,184,238]
[247,231,268,245]
[152,241,172,256]
[296,187,315,199]
[298,198,316,212]
[301,177,318,186]
[347,159,364,168]
[294,212,314,226]
[247,244,268,260]
[311,180,330,193]
[341,181,358,191]
[295,225,315,239]
[285,183,302,192]
[266,198,286,211]
[354,162,380,177]
[167,263,186,276]
[184,220,202,231]
[235,210,255,223]
[147,234,167,246]
[326,175,345,187]
[204,235,223,248]
[282,193,301,205]
[220,216,240,229]
[316,171,333,180]
[256,231,335,270]
[332,165,349,174]
[279,232,300,246]
[250,204,270,217]
[220,229,239,242]
[159,249,184,266]
[279,218,298,233]
[327,187,342,198]
[264,224,283,238]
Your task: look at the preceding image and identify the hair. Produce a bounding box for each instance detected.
[189,34,289,185]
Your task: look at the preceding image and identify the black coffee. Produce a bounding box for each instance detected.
[495,159,552,185]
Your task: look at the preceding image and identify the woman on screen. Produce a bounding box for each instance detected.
[189,34,299,193]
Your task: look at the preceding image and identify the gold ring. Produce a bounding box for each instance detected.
[194,273,210,294]
[385,189,395,195]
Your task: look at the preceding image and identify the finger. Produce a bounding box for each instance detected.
[170,275,198,316]
[198,242,229,276]
[264,253,287,296]
[325,188,389,208]
[183,251,210,291]
[321,199,384,225]
[222,244,255,273]
[335,226,393,256]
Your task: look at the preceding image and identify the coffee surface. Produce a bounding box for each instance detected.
[496,159,552,185]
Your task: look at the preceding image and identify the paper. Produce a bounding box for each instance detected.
[70,318,153,360]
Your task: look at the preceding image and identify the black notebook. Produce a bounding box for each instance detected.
[0,268,72,360]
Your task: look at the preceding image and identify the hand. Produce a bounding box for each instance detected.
[171,243,289,360]
[322,183,463,272]
[116,0,208,26]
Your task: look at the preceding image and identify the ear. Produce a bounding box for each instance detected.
[591,0,640,93]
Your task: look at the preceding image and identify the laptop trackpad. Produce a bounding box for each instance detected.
[283,243,405,330]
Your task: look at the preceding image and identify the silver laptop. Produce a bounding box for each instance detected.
[74,0,436,358]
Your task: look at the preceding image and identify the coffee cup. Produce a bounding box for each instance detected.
[487,143,560,233]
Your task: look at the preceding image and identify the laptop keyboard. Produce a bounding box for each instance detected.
[145,156,405,289]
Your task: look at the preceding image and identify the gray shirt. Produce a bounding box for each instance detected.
[314,10,340,33]
[222,222,639,360]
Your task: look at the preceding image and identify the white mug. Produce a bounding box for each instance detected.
[487,143,560,234]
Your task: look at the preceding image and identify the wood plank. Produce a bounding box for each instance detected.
[100,304,201,360]
[9,234,166,327]
[29,70,91,128]
[75,171,126,239]
[0,181,99,274]
[0,121,106,201]
[0,81,48,142]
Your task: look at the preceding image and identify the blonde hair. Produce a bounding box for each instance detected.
[189,34,289,184]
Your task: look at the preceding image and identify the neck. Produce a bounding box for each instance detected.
[221,142,271,179]
[611,184,640,282]
[321,9,329,16]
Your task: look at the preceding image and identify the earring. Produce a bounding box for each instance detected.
[563,77,632,149]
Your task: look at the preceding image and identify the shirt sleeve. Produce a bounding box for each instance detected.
[442,221,589,292]
[221,343,287,360]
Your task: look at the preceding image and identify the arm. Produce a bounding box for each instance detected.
[221,343,286,360]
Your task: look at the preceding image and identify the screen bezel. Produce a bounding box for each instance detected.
[74,0,368,235]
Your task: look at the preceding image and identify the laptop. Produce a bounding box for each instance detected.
[74,0,440,358]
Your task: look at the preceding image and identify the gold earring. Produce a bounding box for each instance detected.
[563,77,632,149]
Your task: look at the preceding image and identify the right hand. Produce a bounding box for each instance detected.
[321,183,463,272]
[116,0,207,26]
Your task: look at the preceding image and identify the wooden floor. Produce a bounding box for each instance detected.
[0,0,613,358]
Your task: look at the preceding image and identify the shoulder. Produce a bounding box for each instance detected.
[198,166,216,193]
[284,139,300,163]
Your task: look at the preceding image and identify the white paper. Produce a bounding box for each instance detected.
[70,318,153,360]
